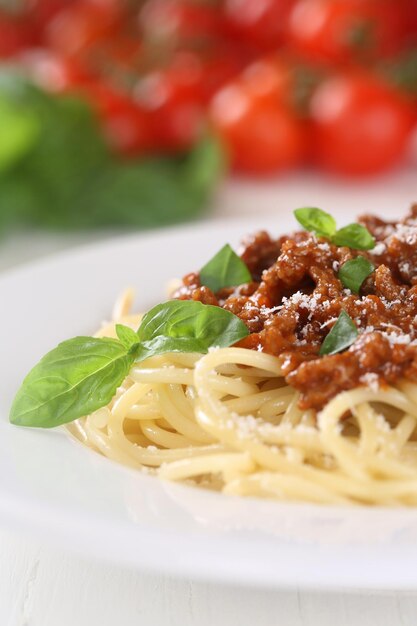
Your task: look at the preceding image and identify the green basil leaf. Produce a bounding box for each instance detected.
[338,257,375,293]
[294,207,337,238]
[319,311,358,356]
[135,300,249,361]
[10,337,134,428]
[115,324,140,350]
[200,243,252,293]
[332,224,375,250]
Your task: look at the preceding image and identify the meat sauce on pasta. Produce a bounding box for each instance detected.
[175,207,417,411]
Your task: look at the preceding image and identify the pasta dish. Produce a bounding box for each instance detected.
[10,207,417,506]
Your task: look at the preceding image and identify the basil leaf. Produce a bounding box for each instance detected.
[338,257,375,293]
[200,243,252,293]
[294,206,376,251]
[135,300,249,361]
[9,300,249,429]
[116,324,140,350]
[294,207,337,238]
[10,337,134,428]
[319,311,358,356]
[332,224,375,250]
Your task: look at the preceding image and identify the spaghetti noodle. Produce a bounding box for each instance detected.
[13,207,417,506]
[68,255,417,507]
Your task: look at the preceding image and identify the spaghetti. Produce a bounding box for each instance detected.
[68,264,417,506]
[13,207,417,506]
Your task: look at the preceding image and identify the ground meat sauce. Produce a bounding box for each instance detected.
[174,207,417,411]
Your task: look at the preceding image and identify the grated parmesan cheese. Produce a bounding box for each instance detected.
[372,242,386,255]
[360,372,380,392]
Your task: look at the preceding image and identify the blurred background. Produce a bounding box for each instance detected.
[0,0,417,268]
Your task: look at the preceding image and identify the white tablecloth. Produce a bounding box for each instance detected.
[2,172,417,625]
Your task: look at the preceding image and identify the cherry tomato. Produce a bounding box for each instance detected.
[150,48,248,104]
[24,0,67,36]
[0,12,35,58]
[44,1,121,58]
[239,56,321,123]
[135,54,206,151]
[198,42,255,102]
[19,49,91,93]
[288,0,407,64]
[404,0,417,37]
[311,73,415,176]
[240,57,292,104]
[224,0,295,51]
[90,35,143,74]
[145,52,205,103]
[210,81,305,175]
[84,82,152,156]
[139,0,226,46]
[150,99,204,152]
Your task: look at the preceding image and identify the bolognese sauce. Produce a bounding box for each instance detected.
[174,207,417,411]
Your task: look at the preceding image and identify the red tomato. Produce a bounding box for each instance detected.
[149,99,204,152]
[139,0,226,45]
[210,81,305,175]
[197,42,252,102]
[224,0,294,51]
[135,55,206,152]
[90,35,143,73]
[238,56,320,126]
[19,49,91,92]
[311,73,415,176]
[288,0,407,64]
[24,0,67,35]
[149,48,249,104]
[240,57,293,105]
[142,52,205,104]
[0,12,35,57]
[84,83,152,156]
[404,0,417,36]
[44,1,121,57]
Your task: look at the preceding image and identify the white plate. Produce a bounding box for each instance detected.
[2,208,417,592]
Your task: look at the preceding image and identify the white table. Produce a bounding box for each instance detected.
[2,172,417,625]
[2,527,417,626]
